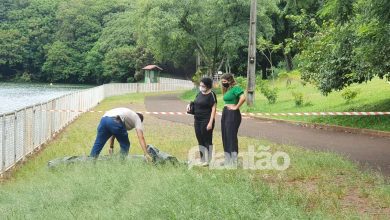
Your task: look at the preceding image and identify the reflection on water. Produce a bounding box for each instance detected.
[0,83,91,114]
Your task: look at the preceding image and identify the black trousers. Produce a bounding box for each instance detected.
[221,107,241,155]
[194,118,215,162]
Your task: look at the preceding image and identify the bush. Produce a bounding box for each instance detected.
[127,77,135,83]
[235,76,247,89]
[341,88,360,103]
[292,91,304,106]
[269,66,282,79]
[259,82,278,104]
[255,76,266,89]
[19,72,32,82]
[278,71,290,80]
[134,71,144,82]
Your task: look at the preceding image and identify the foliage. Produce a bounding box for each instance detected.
[103,46,136,82]
[0,0,388,91]
[293,0,390,94]
[134,71,144,82]
[341,88,360,103]
[259,82,278,104]
[292,91,304,106]
[257,36,283,80]
[1,0,278,83]
[42,41,81,82]
[191,69,203,86]
[235,76,247,90]
[19,72,32,82]
[0,29,28,68]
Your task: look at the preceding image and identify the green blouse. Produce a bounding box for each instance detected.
[223,85,244,105]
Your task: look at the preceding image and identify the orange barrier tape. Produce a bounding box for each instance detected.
[38,109,390,116]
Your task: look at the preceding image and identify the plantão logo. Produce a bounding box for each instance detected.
[188,145,290,170]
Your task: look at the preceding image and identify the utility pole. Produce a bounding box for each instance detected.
[246,0,257,106]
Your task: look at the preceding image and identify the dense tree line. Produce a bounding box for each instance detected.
[0,0,388,93]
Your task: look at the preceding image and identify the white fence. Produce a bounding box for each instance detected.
[0,78,194,175]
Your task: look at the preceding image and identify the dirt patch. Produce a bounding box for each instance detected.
[341,187,390,217]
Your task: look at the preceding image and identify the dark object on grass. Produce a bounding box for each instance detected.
[147,144,179,165]
[47,155,145,168]
[47,155,89,168]
[47,145,178,168]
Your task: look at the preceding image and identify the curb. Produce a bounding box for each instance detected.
[250,115,390,138]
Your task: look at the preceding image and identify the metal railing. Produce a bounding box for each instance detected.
[0,78,194,175]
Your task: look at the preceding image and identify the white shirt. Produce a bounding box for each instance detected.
[103,108,143,131]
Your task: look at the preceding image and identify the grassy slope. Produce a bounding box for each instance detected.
[0,93,389,219]
[182,77,390,131]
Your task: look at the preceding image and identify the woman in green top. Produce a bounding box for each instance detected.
[220,73,246,166]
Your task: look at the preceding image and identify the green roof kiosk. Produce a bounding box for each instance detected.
[143,65,163,83]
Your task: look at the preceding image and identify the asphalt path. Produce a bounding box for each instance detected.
[145,94,390,176]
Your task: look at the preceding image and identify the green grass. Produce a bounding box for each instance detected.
[181,77,390,131]
[1,92,389,219]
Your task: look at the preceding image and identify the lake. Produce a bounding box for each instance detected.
[0,83,91,114]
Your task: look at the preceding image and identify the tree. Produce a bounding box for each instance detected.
[53,0,128,82]
[103,46,137,82]
[0,29,28,78]
[296,0,389,94]
[257,36,282,80]
[135,0,278,76]
[0,29,27,65]
[84,10,154,83]
[273,0,323,71]
[42,41,81,82]
[1,0,60,80]
[352,0,390,81]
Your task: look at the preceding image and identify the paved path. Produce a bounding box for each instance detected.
[145,94,390,176]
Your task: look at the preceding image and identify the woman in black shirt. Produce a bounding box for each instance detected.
[187,77,217,165]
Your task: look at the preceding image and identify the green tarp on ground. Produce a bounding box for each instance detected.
[47,145,179,168]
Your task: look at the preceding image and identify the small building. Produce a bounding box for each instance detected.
[142,65,163,83]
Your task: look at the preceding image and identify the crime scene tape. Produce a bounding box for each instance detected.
[38,109,390,116]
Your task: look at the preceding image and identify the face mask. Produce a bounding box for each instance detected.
[222,82,230,88]
[199,86,207,92]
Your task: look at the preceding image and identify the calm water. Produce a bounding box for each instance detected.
[0,83,91,114]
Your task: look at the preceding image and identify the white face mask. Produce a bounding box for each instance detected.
[199,86,207,93]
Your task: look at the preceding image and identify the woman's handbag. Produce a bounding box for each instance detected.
[187,101,195,115]
[187,92,200,115]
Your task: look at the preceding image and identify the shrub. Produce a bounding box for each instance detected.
[127,77,135,83]
[286,78,293,88]
[259,82,278,104]
[292,91,304,106]
[278,71,290,80]
[235,76,247,89]
[341,88,360,103]
[19,72,32,82]
[134,71,144,82]
[264,87,278,104]
[270,66,282,79]
[255,76,266,89]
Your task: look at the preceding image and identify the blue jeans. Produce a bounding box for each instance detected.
[90,116,130,157]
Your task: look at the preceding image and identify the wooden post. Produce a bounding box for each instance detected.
[246,0,257,106]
